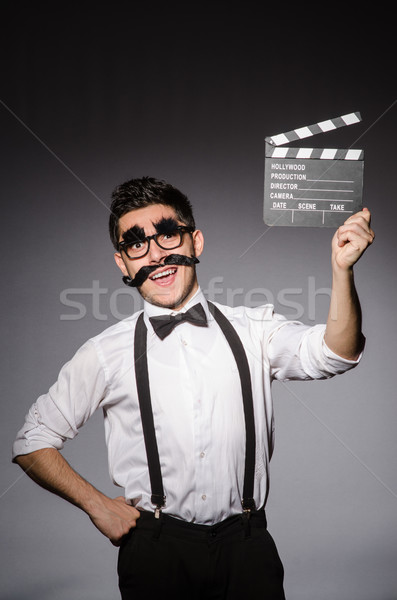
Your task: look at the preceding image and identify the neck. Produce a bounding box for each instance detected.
[171,282,200,311]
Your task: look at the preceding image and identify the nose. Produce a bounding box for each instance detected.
[147,238,167,264]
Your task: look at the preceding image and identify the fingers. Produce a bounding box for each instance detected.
[344,207,371,224]
[113,496,141,524]
[336,209,375,248]
[331,207,375,269]
[342,208,373,233]
[108,513,139,546]
[336,224,374,248]
[109,506,140,546]
[362,207,371,223]
[343,208,371,229]
[89,495,141,546]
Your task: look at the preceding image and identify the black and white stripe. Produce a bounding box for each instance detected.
[265,111,363,160]
[265,112,361,146]
[265,146,364,160]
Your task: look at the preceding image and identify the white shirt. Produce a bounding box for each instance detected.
[12,288,361,525]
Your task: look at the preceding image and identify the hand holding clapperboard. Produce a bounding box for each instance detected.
[263,112,364,227]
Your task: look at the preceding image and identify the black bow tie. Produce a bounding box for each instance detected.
[149,303,208,340]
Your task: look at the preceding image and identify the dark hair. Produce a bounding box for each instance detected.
[109,176,196,250]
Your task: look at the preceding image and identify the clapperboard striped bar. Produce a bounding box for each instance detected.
[263,111,364,227]
[265,112,363,160]
[267,147,363,160]
[266,112,361,147]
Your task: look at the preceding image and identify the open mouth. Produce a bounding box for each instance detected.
[149,267,178,284]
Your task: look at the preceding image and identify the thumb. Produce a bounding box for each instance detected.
[362,207,371,224]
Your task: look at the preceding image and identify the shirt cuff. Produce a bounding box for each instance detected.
[321,335,365,368]
[12,439,61,462]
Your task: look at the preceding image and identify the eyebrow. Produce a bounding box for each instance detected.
[153,217,180,234]
[120,217,181,245]
[121,225,146,244]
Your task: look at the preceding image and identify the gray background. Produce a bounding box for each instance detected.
[1,4,396,599]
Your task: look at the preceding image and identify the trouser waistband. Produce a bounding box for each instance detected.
[132,509,267,542]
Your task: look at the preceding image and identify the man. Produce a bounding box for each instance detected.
[13,176,374,599]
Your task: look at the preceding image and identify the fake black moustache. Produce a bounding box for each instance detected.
[122,254,199,288]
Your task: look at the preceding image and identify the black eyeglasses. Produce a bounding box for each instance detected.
[119,226,194,259]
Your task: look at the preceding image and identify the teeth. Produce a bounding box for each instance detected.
[151,268,176,280]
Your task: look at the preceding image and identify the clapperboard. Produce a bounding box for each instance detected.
[263,112,364,227]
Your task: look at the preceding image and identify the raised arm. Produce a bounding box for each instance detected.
[324,208,375,360]
[15,448,139,546]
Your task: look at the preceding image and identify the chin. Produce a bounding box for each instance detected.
[140,282,197,311]
[143,293,185,310]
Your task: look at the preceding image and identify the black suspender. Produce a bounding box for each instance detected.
[133,301,256,518]
[207,302,256,513]
[134,312,166,518]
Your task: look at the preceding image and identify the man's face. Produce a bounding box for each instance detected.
[114,204,204,310]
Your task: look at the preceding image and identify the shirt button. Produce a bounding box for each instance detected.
[200,452,205,458]
[181,339,187,346]
[201,494,207,501]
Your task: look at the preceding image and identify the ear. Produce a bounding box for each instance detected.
[114,252,129,277]
[192,229,204,258]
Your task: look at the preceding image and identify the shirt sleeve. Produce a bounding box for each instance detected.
[12,340,107,461]
[266,318,363,381]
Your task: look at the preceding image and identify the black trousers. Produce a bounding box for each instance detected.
[118,510,286,600]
